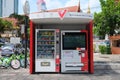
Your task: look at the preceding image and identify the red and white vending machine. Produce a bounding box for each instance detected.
[29,11,94,74]
[35,29,60,72]
[61,30,88,73]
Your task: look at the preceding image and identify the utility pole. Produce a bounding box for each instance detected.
[23,0,30,68]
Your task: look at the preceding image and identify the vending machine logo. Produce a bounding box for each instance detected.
[58,9,67,20]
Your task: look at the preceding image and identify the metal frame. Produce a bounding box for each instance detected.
[35,29,57,72]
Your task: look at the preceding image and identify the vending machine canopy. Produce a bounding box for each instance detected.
[30,12,93,24]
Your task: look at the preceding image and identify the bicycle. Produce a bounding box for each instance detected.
[10,54,21,70]
[18,53,30,68]
[0,56,10,68]
[0,54,21,70]
[0,53,29,69]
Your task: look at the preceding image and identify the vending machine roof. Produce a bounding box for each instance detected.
[30,12,93,24]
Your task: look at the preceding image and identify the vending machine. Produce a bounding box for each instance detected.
[61,30,88,73]
[30,11,94,74]
[35,29,60,72]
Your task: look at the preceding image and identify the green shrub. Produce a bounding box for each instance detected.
[99,45,106,54]
[99,45,111,54]
[106,45,111,54]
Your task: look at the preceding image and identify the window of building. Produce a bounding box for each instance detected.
[112,39,120,47]
[4,0,6,8]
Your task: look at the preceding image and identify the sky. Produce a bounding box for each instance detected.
[19,0,101,14]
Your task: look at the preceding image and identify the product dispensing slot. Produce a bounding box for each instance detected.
[65,63,84,67]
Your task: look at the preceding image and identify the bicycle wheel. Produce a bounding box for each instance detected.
[2,58,10,68]
[10,59,20,70]
[20,58,29,68]
[20,59,25,68]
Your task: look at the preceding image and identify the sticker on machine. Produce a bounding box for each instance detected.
[41,62,50,66]
[63,51,73,58]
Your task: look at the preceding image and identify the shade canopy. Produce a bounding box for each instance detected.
[30,12,93,24]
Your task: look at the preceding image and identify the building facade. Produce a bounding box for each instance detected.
[0,0,18,17]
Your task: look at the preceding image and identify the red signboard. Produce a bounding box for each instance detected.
[58,9,67,20]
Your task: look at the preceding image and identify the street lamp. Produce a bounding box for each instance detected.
[23,0,30,68]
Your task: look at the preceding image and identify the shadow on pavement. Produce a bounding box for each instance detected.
[93,61,120,76]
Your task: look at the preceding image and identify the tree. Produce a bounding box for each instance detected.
[94,0,120,37]
[0,19,4,33]
[0,19,13,38]
[3,20,13,30]
[9,13,28,37]
[9,13,30,38]
[0,18,13,33]
[9,13,25,25]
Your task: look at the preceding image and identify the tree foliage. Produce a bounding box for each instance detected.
[0,18,13,33]
[9,13,30,37]
[9,13,26,25]
[94,0,120,37]
[9,13,29,26]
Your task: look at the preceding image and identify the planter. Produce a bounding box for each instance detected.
[111,47,120,54]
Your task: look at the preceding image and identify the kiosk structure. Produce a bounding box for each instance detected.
[29,6,94,74]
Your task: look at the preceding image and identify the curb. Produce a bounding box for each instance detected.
[94,62,120,70]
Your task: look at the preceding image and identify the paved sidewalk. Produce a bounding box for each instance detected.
[0,53,120,80]
[94,53,120,70]
[94,53,120,62]
[0,68,120,80]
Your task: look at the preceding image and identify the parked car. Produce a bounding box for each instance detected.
[1,43,15,56]
[0,43,26,56]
